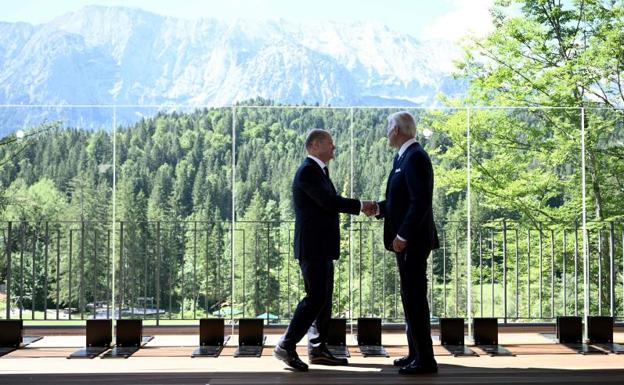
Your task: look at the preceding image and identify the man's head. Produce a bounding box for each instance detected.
[305,129,335,163]
[386,111,416,149]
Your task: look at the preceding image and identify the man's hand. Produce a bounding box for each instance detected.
[392,236,407,252]
[361,200,378,217]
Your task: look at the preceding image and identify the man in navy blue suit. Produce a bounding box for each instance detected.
[367,111,439,375]
[274,129,375,372]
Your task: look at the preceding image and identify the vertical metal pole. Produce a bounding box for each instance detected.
[359,222,363,318]
[119,221,124,320]
[80,221,85,320]
[68,229,73,320]
[181,225,186,320]
[539,223,543,319]
[586,230,591,316]
[609,222,614,317]
[193,221,197,319]
[581,107,589,338]
[443,231,447,317]
[455,230,459,317]
[515,228,519,320]
[19,223,25,320]
[5,221,11,319]
[142,225,147,319]
[336,232,341,318]
[44,222,49,320]
[275,226,281,321]
[479,229,483,317]
[550,229,555,319]
[56,229,61,320]
[349,107,354,198]
[216,225,221,315]
[503,220,508,323]
[490,230,494,318]
[107,230,111,319]
[370,230,375,317]
[563,229,567,316]
[243,231,246,318]
[574,223,579,315]
[349,107,354,331]
[266,222,270,322]
[527,229,531,319]
[93,227,97,320]
[156,221,161,325]
[349,221,353,331]
[31,226,37,320]
[287,229,291,317]
[466,107,472,334]
[231,107,236,334]
[598,229,602,315]
[30,224,39,319]
[168,229,173,320]
[111,106,117,340]
[205,227,210,318]
[385,234,389,320]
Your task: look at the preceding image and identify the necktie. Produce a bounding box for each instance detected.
[323,166,329,178]
[393,154,400,169]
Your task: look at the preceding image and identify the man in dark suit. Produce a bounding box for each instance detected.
[274,129,375,372]
[367,111,439,375]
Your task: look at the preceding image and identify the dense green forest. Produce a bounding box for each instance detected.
[1,0,623,322]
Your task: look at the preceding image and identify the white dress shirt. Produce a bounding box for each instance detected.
[307,155,327,170]
[398,138,417,158]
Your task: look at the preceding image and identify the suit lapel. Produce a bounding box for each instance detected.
[305,158,336,194]
[396,142,418,169]
[386,142,419,193]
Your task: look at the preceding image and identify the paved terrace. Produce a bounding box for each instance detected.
[0,325,623,384]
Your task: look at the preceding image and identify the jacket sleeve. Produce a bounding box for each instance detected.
[396,152,432,241]
[298,165,361,215]
[375,200,386,219]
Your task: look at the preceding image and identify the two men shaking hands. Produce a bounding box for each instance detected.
[274,111,439,375]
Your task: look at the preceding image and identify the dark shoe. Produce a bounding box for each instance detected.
[393,355,414,367]
[309,347,348,366]
[399,361,438,375]
[274,345,308,372]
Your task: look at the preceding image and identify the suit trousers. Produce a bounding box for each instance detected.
[396,249,436,366]
[280,259,334,352]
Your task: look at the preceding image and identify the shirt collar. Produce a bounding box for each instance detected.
[398,138,417,158]
[307,155,327,170]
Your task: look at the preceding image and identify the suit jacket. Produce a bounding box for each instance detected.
[293,157,361,261]
[377,142,440,254]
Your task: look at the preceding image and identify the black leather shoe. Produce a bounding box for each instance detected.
[274,345,309,372]
[399,361,438,375]
[393,355,414,367]
[309,347,348,366]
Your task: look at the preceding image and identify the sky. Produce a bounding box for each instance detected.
[0,0,495,41]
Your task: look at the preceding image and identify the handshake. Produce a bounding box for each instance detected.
[360,200,378,217]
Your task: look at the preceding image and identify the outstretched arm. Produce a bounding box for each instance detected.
[298,166,361,215]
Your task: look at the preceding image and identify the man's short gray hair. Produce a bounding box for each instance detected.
[387,111,416,137]
[305,129,330,149]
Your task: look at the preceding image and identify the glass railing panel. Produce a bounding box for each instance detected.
[469,107,582,322]
[0,105,114,322]
[584,108,624,320]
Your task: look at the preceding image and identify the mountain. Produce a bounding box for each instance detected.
[0,6,465,133]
